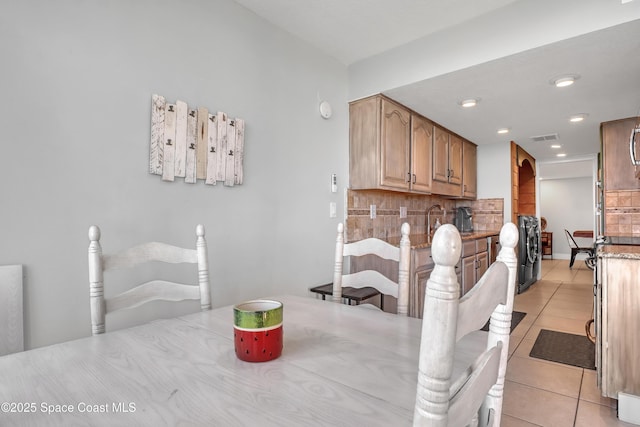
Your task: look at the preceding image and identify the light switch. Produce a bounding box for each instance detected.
[370,204,376,219]
[329,202,337,218]
[400,206,407,218]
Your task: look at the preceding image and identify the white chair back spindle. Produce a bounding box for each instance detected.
[88,224,211,335]
[332,222,411,315]
[414,222,518,427]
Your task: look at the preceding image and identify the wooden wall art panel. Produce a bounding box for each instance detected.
[149,94,245,186]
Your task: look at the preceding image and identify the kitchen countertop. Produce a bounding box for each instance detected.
[383,230,501,249]
[598,244,640,260]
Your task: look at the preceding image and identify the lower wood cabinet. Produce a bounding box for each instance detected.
[410,235,493,319]
[596,253,640,399]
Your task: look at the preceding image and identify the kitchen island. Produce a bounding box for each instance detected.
[596,245,640,404]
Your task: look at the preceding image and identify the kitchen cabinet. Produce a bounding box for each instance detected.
[349,94,478,198]
[409,247,434,318]
[410,236,492,318]
[410,114,434,193]
[459,238,489,295]
[596,250,640,399]
[350,95,433,193]
[462,139,477,199]
[602,117,640,191]
[432,126,463,197]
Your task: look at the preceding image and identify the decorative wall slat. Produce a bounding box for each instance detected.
[149,95,244,187]
[225,118,236,186]
[185,109,198,184]
[149,94,165,175]
[196,107,208,180]
[234,118,245,185]
[162,104,177,182]
[216,112,227,182]
[206,113,218,185]
[174,100,188,178]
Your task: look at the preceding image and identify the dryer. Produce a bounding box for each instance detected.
[518,215,541,293]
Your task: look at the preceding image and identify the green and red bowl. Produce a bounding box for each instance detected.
[233,300,283,363]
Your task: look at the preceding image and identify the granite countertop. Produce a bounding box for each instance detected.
[598,244,640,260]
[383,230,501,249]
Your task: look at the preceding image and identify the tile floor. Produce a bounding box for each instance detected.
[501,258,636,427]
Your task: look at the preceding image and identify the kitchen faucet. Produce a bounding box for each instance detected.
[426,204,442,243]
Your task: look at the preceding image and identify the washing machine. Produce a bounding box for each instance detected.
[517,215,541,293]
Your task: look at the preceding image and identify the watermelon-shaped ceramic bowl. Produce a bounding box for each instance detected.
[233,300,283,362]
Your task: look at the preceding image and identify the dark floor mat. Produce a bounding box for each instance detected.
[481,311,526,334]
[529,329,596,370]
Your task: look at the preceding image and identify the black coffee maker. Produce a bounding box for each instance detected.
[455,207,474,232]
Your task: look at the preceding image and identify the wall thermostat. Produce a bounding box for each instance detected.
[319,101,332,119]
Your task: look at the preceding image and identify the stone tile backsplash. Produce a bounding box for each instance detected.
[345,189,504,242]
[604,190,640,236]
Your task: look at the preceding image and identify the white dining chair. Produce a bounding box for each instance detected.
[413,222,518,427]
[332,222,411,315]
[87,224,211,335]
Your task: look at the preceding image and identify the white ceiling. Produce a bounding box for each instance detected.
[233,0,640,163]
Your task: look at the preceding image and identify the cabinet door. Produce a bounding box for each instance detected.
[448,134,463,186]
[462,140,477,198]
[603,117,640,191]
[380,98,411,190]
[476,251,489,283]
[433,126,450,184]
[461,255,476,295]
[413,268,433,319]
[411,115,433,193]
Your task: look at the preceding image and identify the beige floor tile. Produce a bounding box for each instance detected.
[560,281,593,291]
[545,298,592,311]
[506,356,583,397]
[580,369,617,408]
[502,381,578,427]
[541,305,592,321]
[511,315,535,337]
[509,334,525,357]
[549,291,593,305]
[501,414,542,426]
[531,313,590,334]
[575,400,637,427]
[543,269,577,282]
[572,270,595,284]
[554,287,594,299]
[513,300,546,316]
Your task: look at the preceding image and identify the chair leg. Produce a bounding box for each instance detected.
[569,249,577,268]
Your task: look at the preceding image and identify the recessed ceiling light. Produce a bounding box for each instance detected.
[550,74,580,88]
[497,128,510,134]
[569,113,588,123]
[459,98,479,108]
[551,144,562,149]
[557,153,567,157]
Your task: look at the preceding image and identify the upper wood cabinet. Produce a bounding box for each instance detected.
[462,139,477,199]
[349,94,476,198]
[432,126,463,196]
[350,95,432,193]
[602,117,640,191]
[410,114,433,193]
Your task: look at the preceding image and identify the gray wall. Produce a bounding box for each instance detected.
[0,0,348,349]
[540,177,594,259]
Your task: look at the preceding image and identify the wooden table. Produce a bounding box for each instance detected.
[573,230,594,239]
[0,295,424,426]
